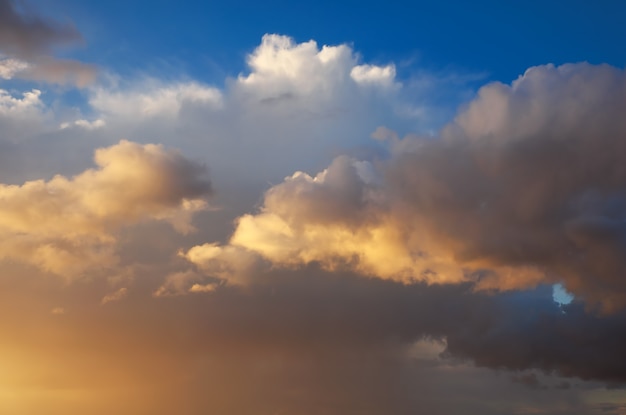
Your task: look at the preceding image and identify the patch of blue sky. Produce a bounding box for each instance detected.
[553,283,574,306]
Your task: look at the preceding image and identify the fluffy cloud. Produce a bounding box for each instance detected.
[350,63,397,88]
[0,55,29,79]
[80,35,421,187]
[0,87,43,117]
[0,140,211,279]
[185,63,626,313]
[0,88,51,148]
[237,34,400,99]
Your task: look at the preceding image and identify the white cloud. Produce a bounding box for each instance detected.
[60,118,105,130]
[90,81,223,119]
[73,35,427,190]
[0,56,29,79]
[0,88,43,116]
[350,63,397,88]
[238,34,356,97]
[0,88,50,145]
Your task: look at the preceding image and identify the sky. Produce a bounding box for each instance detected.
[2,1,626,414]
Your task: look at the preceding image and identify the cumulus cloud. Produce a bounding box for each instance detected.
[0,140,211,279]
[184,63,626,313]
[350,63,398,88]
[238,34,358,97]
[0,87,43,115]
[233,34,400,111]
[80,34,422,189]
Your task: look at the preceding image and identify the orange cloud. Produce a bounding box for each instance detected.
[0,140,211,280]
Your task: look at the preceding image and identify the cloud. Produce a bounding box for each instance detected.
[350,63,398,88]
[90,81,223,119]
[20,57,97,87]
[238,34,358,96]
[149,268,626,385]
[0,140,212,279]
[442,288,626,384]
[0,0,96,86]
[0,55,29,78]
[80,34,426,189]
[0,87,43,115]
[0,0,82,56]
[0,262,609,415]
[0,88,50,146]
[101,287,128,305]
[153,270,207,297]
[184,63,626,314]
[60,118,106,130]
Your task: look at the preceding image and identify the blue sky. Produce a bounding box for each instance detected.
[30,0,626,85]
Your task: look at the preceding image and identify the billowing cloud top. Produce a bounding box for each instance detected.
[0,140,211,279]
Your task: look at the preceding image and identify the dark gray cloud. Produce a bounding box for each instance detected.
[387,63,626,312]
[56,264,626,386]
[0,0,96,85]
[0,263,608,414]
[443,288,626,384]
[0,0,82,57]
